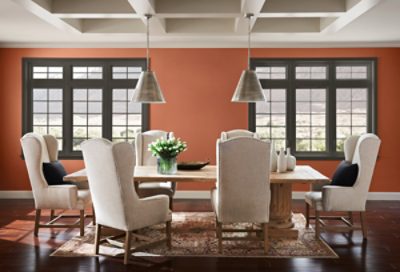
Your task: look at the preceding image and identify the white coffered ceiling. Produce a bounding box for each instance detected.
[0,0,399,47]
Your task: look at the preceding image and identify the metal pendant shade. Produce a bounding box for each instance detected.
[231,69,264,102]
[131,14,166,103]
[231,14,265,103]
[131,71,165,103]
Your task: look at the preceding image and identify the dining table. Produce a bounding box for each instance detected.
[64,165,330,238]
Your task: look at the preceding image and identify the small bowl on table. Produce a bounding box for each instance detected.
[177,161,209,171]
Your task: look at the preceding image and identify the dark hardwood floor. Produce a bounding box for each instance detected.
[0,199,399,272]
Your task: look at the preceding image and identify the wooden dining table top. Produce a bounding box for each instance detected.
[64,165,330,184]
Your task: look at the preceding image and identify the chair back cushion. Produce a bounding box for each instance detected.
[331,160,359,187]
[135,130,172,166]
[351,134,381,194]
[344,135,360,162]
[220,129,258,141]
[20,133,53,197]
[216,137,271,223]
[81,139,137,231]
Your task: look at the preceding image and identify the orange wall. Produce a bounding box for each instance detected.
[0,48,399,192]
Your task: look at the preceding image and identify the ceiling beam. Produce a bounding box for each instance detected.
[13,0,83,33]
[235,0,266,33]
[321,0,381,33]
[127,0,166,34]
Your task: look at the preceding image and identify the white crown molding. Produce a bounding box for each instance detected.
[1,41,400,48]
[1,190,399,201]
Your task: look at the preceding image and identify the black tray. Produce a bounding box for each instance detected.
[177,161,209,170]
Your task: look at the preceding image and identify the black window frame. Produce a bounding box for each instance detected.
[249,58,377,160]
[22,58,149,159]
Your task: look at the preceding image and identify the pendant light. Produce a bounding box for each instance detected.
[231,13,265,103]
[131,14,166,103]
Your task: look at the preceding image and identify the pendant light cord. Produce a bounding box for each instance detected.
[247,14,251,70]
[146,15,150,71]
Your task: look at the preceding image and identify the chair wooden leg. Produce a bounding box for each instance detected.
[94,224,102,255]
[79,210,85,237]
[348,212,353,225]
[216,220,222,254]
[92,205,96,225]
[360,212,368,240]
[315,210,321,239]
[169,196,173,211]
[34,209,41,237]
[263,223,269,254]
[124,231,132,265]
[166,221,172,250]
[305,202,310,228]
[50,209,55,220]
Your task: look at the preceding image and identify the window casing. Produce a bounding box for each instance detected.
[23,58,148,159]
[249,58,377,159]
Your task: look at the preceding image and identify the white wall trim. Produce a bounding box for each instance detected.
[0,191,33,199]
[1,190,399,201]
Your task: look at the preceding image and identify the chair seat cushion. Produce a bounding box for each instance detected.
[305,191,323,211]
[331,160,359,187]
[43,161,71,185]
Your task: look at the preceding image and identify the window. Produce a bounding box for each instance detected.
[32,88,63,150]
[112,88,142,143]
[23,58,148,159]
[250,59,376,159]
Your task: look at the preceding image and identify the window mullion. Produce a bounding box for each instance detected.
[287,62,296,153]
[103,63,112,141]
[63,63,73,155]
[328,60,336,156]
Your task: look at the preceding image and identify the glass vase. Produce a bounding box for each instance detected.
[157,157,177,175]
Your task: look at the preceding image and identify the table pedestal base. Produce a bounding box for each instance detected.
[269,183,299,239]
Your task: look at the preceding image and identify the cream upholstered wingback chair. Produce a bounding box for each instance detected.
[135,130,176,209]
[20,133,92,237]
[220,129,258,140]
[305,133,381,239]
[211,137,271,254]
[81,139,171,265]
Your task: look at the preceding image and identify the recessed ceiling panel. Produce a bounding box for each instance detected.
[81,19,145,33]
[166,18,236,33]
[253,18,321,33]
[155,0,241,14]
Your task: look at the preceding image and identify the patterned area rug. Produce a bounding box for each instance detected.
[52,212,337,258]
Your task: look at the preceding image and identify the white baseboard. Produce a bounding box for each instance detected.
[0,191,33,199]
[1,190,399,201]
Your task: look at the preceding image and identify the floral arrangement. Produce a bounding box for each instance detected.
[148,137,187,159]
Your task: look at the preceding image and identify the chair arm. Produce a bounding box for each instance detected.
[139,194,170,208]
[311,180,331,192]
[38,185,79,210]
[322,185,365,212]
[132,194,171,230]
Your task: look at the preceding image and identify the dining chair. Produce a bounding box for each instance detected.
[20,133,92,237]
[305,133,381,239]
[220,129,258,140]
[211,137,271,254]
[81,139,172,265]
[135,130,176,209]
